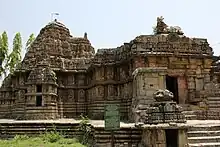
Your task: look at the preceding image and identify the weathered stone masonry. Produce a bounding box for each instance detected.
[0,17,218,120]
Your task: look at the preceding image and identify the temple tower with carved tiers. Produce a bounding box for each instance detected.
[0,17,218,121]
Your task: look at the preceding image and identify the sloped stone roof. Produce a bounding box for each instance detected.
[21,20,95,71]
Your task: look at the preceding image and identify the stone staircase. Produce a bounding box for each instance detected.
[93,127,141,146]
[183,111,197,120]
[208,97,220,110]
[0,120,141,146]
[188,126,220,147]
[0,121,81,139]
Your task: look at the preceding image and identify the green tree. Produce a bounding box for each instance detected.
[25,33,35,53]
[7,32,22,73]
[0,31,9,77]
[0,32,34,79]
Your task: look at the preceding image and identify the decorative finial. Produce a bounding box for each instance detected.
[84,32,88,39]
[51,13,59,22]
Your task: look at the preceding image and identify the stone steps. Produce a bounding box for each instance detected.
[208,97,220,110]
[94,128,141,145]
[190,126,220,132]
[0,123,81,139]
[0,121,141,146]
[208,97,220,101]
[188,136,220,143]
[188,131,220,137]
[189,143,220,147]
[183,111,197,120]
[188,126,220,147]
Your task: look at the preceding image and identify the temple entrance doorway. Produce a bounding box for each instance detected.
[166,75,179,103]
[166,129,178,147]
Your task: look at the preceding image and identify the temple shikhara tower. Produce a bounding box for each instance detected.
[0,17,219,122]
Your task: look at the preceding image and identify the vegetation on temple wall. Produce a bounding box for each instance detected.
[78,115,94,146]
[0,132,85,147]
[0,32,35,80]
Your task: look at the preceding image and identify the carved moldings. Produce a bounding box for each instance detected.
[167,33,180,42]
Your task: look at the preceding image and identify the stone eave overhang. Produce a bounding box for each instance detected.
[132,53,214,59]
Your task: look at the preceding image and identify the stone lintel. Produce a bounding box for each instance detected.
[132,67,167,78]
[140,123,189,129]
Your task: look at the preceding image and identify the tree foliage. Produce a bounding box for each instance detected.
[7,32,22,73]
[0,32,9,77]
[0,32,35,80]
[25,33,35,53]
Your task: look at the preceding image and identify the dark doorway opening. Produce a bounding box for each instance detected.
[36,85,42,93]
[166,76,179,103]
[166,129,178,147]
[36,96,42,106]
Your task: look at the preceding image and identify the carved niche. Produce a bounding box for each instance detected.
[187,77,195,90]
[19,90,26,100]
[67,74,75,85]
[120,68,126,81]
[95,67,104,81]
[77,74,85,86]
[96,86,104,99]
[78,89,85,102]
[107,85,115,100]
[68,89,75,101]
[106,67,114,80]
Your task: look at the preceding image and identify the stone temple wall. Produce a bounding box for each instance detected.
[0,17,218,120]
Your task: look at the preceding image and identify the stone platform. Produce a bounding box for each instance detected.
[1,119,220,146]
[1,119,215,128]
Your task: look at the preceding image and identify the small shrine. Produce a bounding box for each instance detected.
[135,89,186,124]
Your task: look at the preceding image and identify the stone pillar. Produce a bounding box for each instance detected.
[131,67,167,122]
[132,67,167,104]
[178,129,188,147]
[141,128,188,147]
[178,76,188,104]
[141,129,166,147]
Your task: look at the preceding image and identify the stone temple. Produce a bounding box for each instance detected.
[1,17,220,146]
[0,17,219,120]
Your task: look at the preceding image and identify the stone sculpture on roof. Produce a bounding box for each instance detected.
[155,16,184,35]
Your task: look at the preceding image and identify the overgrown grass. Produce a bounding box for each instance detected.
[0,132,85,147]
